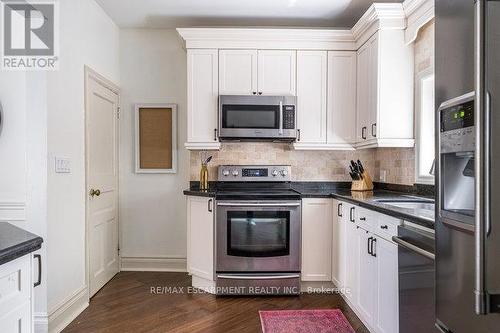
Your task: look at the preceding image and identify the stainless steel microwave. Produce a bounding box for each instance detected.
[218,95,297,141]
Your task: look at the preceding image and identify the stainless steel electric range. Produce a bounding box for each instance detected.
[215,165,301,296]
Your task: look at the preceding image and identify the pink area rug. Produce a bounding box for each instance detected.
[259,309,355,333]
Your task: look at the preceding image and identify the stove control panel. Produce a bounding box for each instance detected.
[218,165,291,182]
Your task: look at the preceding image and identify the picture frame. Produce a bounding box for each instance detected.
[134,103,177,174]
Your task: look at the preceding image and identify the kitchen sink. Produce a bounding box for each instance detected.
[384,201,435,211]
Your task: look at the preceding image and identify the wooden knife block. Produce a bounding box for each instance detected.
[351,170,374,192]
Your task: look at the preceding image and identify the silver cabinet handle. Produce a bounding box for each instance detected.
[474,0,489,315]
[279,101,283,135]
[217,274,300,280]
[392,236,435,260]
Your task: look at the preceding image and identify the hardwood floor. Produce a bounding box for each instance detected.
[64,272,369,333]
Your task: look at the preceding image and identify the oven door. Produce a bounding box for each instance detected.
[216,200,301,272]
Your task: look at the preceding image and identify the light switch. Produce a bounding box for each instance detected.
[55,157,71,173]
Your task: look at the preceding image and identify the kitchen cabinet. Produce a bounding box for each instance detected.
[344,203,358,303]
[331,200,346,287]
[219,50,258,95]
[301,198,332,281]
[295,51,328,145]
[327,51,357,149]
[356,226,377,326]
[257,50,297,96]
[334,201,400,333]
[373,236,399,333]
[0,255,33,333]
[356,31,414,148]
[186,49,220,150]
[218,49,296,96]
[187,196,214,282]
[294,51,356,150]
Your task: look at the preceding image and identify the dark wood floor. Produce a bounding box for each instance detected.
[64,272,369,333]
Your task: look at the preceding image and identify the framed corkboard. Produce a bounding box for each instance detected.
[135,104,177,173]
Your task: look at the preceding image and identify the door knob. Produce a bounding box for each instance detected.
[90,189,101,197]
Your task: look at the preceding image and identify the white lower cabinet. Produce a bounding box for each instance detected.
[329,201,399,333]
[187,196,215,282]
[301,198,333,281]
[0,255,33,333]
[373,237,399,333]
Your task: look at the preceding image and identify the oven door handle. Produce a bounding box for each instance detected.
[392,236,435,260]
[217,274,301,280]
[217,202,301,207]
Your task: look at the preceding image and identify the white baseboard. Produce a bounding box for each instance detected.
[120,257,187,272]
[34,312,48,333]
[48,286,89,333]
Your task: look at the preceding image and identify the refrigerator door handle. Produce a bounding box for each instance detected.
[474,0,489,315]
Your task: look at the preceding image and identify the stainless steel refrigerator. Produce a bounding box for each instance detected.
[435,0,500,332]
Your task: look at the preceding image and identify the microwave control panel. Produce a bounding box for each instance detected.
[283,106,295,129]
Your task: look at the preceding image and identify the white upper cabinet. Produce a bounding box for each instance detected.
[295,51,328,145]
[356,30,414,149]
[257,50,297,96]
[327,51,357,148]
[219,50,258,95]
[301,198,333,282]
[186,49,220,150]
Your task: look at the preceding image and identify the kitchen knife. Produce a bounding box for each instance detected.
[357,160,364,173]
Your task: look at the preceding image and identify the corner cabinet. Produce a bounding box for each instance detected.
[186,196,215,291]
[301,198,333,281]
[294,51,356,150]
[186,49,220,150]
[356,31,414,149]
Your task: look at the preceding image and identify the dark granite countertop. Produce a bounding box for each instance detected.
[183,181,435,229]
[329,189,435,229]
[0,223,43,266]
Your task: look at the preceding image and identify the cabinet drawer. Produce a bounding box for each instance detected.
[374,214,401,240]
[0,255,31,316]
[356,207,373,232]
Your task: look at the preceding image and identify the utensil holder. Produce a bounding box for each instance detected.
[351,170,374,192]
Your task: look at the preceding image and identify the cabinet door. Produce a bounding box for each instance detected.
[374,237,399,333]
[356,228,376,327]
[332,200,347,287]
[356,42,370,143]
[187,49,219,149]
[296,51,327,144]
[344,203,358,303]
[0,303,31,333]
[257,50,296,95]
[301,198,333,281]
[367,34,379,140]
[219,50,258,95]
[327,51,357,147]
[187,196,214,280]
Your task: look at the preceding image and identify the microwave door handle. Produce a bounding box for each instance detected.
[279,101,283,135]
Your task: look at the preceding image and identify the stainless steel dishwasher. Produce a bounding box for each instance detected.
[393,223,437,333]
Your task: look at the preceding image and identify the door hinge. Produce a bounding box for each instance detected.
[117,107,121,119]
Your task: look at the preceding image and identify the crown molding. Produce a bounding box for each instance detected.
[352,3,406,48]
[403,0,435,44]
[177,28,356,50]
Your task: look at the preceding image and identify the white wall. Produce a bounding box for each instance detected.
[45,0,120,326]
[119,29,189,266]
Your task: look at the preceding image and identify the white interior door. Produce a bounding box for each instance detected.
[86,73,119,297]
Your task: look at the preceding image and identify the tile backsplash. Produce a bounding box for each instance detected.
[190,143,376,182]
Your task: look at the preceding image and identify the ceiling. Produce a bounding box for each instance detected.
[95,0,402,29]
